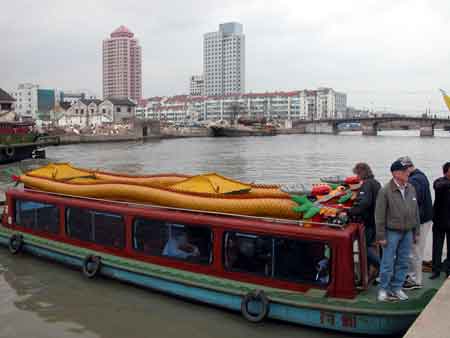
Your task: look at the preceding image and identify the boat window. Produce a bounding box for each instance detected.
[93,211,125,249]
[223,232,273,277]
[274,238,330,285]
[224,232,331,285]
[66,208,92,242]
[66,208,125,249]
[15,200,59,234]
[133,217,213,264]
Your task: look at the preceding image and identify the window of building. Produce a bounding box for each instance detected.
[66,207,125,249]
[133,218,212,264]
[15,200,59,234]
[224,232,330,285]
[116,107,121,113]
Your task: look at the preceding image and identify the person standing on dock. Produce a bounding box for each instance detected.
[375,160,420,301]
[346,162,381,282]
[430,162,450,279]
[396,157,433,290]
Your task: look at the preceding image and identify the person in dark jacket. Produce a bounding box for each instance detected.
[430,162,450,279]
[397,156,433,289]
[346,163,381,278]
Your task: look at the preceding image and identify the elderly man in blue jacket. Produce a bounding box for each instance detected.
[397,156,433,290]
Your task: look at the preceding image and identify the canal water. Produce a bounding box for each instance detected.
[0,131,449,338]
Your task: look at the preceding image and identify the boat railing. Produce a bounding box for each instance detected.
[19,188,348,229]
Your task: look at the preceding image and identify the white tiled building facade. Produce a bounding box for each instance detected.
[12,83,39,119]
[103,26,142,102]
[189,75,204,96]
[140,88,347,122]
[203,22,245,96]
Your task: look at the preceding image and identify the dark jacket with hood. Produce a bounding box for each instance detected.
[408,168,433,224]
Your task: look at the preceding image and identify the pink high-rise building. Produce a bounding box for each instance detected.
[103,26,142,102]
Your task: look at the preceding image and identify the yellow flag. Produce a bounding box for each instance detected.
[440,89,450,112]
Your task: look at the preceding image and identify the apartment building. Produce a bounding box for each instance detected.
[203,22,245,96]
[103,26,142,102]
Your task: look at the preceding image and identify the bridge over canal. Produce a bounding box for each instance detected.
[292,116,450,136]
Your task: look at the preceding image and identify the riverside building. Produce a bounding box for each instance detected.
[103,26,142,102]
[140,88,347,122]
[203,22,245,96]
[11,83,57,120]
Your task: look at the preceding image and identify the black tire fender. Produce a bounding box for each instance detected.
[82,255,101,278]
[9,234,23,255]
[5,147,15,158]
[240,289,269,322]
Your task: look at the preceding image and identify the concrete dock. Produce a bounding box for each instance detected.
[404,278,450,338]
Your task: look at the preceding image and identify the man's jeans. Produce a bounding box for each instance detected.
[379,229,413,292]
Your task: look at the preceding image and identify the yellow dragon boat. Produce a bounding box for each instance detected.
[17,163,298,220]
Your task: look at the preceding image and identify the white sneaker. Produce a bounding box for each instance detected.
[392,289,409,301]
[377,289,390,302]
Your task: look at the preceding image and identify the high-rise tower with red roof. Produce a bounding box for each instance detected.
[103,26,142,102]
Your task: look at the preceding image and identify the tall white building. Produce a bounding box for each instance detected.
[189,75,204,96]
[203,22,245,96]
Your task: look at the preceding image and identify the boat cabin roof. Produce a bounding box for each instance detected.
[7,188,358,242]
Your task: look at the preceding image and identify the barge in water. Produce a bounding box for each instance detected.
[210,125,277,137]
[0,188,444,335]
[0,121,59,163]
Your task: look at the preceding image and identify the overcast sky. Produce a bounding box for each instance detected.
[1,0,450,113]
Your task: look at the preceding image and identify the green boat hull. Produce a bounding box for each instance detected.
[0,226,443,335]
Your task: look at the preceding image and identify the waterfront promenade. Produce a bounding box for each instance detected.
[404,278,450,338]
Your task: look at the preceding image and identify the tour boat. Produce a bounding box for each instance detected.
[0,187,444,335]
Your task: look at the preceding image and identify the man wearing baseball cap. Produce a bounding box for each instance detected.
[375,160,420,301]
[397,156,432,289]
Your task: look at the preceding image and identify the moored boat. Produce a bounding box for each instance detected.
[0,187,444,335]
[210,125,276,137]
[0,121,60,163]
